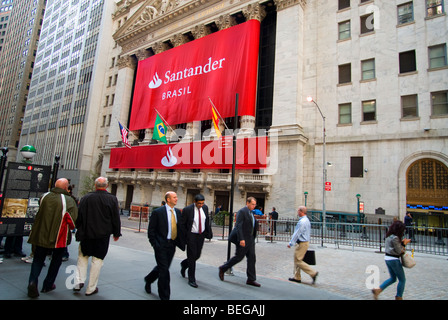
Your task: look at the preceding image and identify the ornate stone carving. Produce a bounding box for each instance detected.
[243,3,266,22]
[117,55,137,69]
[274,0,307,11]
[152,41,171,54]
[171,33,189,47]
[191,24,211,39]
[215,13,236,30]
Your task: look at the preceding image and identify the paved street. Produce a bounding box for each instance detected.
[1,216,447,303]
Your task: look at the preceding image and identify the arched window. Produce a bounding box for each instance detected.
[407,159,448,209]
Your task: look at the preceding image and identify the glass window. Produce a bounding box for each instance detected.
[351,157,364,178]
[339,103,352,124]
[398,2,414,25]
[429,44,447,69]
[338,20,351,40]
[362,100,376,121]
[401,94,418,118]
[339,63,351,84]
[426,0,444,17]
[338,0,350,10]
[431,91,448,116]
[361,59,375,80]
[399,50,417,73]
[360,13,374,34]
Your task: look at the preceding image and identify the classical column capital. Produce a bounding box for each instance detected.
[191,24,211,39]
[117,55,137,69]
[215,13,237,30]
[243,3,267,22]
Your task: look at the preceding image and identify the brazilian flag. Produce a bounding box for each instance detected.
[152,114,167,144]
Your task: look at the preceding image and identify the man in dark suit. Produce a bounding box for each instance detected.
[180,194,213,288]
[144,191,184,300]
[219,197,260,287]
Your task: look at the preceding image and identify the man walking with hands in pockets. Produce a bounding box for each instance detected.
[287,206,318,284]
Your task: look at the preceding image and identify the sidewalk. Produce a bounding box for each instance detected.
[1,217,447,301]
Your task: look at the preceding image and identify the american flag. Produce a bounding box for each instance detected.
[118,121,131,149]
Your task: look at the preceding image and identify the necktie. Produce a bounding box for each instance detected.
[198,208,202,234]
[170,209,177,240]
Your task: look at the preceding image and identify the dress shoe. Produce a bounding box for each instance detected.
[288,278,301,284]
[312,272,319,284]
[218,267,225,281]
[188,281,198,288]
[41,284,56,293]
[180,264,187,278]
[85,288,98,296]
[27,283,39,298]
[73,283,84,292]
[144,278,152,294]
[246,280,261,287]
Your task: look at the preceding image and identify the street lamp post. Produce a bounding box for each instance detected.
[307,97,327,234]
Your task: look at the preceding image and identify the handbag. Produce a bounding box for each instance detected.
[401,251,416,268]
[303,250,316,265]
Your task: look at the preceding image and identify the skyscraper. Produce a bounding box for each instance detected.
[19,0,116,189]
[0,0,45,161]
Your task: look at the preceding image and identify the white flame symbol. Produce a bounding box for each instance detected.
[161,147,177,167]
[148,72,162,89]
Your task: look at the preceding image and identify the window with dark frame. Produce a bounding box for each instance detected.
[398,2,414,25]
[338,63,351,84]
[360,13,374,34]
[338,0,350,10]
[426,0,444,17]
[351,156,364,178]
[399,50,416,73]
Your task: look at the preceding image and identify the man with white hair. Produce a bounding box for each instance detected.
[74,177,121,296]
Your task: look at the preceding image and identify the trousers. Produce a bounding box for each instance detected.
[181,232,205,282]
[145,240,176,300]
[29,245,65,290]
[221,240,256,281]
[293,242,317,280]
[76,246,104,294]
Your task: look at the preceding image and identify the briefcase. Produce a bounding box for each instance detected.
[303,250,316,265]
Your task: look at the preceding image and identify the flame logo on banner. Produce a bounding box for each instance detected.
[161,147,177,167]
[148,72,162,89]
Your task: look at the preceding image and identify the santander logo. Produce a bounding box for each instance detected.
[148,72,162,89]
[147,57,226,90]
[161,147,177,167]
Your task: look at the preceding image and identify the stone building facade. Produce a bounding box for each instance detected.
[99,0,448,225]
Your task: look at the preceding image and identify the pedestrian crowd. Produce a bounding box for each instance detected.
[1,178,414,300]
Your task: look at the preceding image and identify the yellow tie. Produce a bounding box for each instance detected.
[170,209,177,240]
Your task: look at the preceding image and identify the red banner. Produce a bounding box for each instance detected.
[129,20,260,131]
[109,136,267,170]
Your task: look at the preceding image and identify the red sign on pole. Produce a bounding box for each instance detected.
[325,182,332,191]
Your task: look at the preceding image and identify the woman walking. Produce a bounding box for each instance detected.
[372,221,411,300]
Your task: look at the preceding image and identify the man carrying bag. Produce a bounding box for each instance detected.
[287,206,318,284]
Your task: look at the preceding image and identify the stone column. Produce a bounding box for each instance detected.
[269,0,309,216]
[106,55,137,147]
[239,4,268,138]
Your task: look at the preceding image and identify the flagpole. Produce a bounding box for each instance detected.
[226,93,238,268]
[154,108,178,137]
[208,97,230,131]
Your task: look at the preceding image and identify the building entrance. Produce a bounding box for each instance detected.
[406,158,448,228]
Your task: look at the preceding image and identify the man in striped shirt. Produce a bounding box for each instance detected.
[287,206,318,284]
